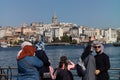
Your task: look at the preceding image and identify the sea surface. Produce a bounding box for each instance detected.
[0,45,120,80]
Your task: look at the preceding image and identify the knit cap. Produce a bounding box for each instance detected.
[21,41,32,48]
[35,41,45,51]
[17,41,36,60]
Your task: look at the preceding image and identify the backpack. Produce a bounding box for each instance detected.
[39,66,52,80]
[76,58,86,77]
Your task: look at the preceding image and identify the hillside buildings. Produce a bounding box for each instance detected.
[0,14,119,45]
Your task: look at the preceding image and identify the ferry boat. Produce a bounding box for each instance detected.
[113,42,120,47]
[0,42,10,48]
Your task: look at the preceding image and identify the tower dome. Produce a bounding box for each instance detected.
[52,14,58,25]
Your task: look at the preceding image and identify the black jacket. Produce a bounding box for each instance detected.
[95,53,110,80]
[56,69,74,80]
[35,50,51,80]
[35,50,50,66]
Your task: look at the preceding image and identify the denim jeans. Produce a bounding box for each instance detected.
[17,56,43,80]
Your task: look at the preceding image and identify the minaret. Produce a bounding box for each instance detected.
[52,13,58,25]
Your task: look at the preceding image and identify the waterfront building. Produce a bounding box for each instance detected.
[78,26,83,35]
[59,27,64,39]
[82,27,97,42]
[5,26,14,36]
[78,26,87,42]
[36,26,44,35]
[60,23,75,33]
[62,25,70,33]
[33,21,64,42]
[22,26,32,35]
[0,26,21,45]
[44,29,53,42]
[79,34,88,43]
[14,27,21,35]
[21,22,36,34]
[93,28,103,41]
[116,28,120,42]
[84,27,96,37]
[50,26,63,41]
[0,28,6,38]
[20,23,37,41]
[105,28,117,43]
[70,26,79,37]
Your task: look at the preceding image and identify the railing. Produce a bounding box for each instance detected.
[109,68,120,80]
[0,67,120,80]
[0,67,17,80]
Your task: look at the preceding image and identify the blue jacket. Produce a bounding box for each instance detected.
[17,56,43,80]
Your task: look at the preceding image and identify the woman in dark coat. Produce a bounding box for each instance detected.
[81,43,96,80]
[94,43,110,80]
[35,41,54,80]
[55,61,74,80]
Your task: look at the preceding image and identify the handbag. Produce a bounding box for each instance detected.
[43,72,51,78]
[76,58,86,77]
[76,64,86,77]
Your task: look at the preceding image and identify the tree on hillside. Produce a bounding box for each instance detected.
[53,37,60,42]
[61,35,70,42]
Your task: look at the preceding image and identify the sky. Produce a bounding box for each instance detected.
[0,0,120,29]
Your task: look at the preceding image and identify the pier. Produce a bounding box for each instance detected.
[0,67,120,80]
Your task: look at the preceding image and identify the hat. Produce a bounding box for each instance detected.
[21,41,32,48]
[35,41,45,51]
[17,41,36,60]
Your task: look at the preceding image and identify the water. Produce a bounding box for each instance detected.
[0,45,84,67]
[0,45,120,80]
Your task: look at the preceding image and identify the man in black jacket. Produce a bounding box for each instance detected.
[94,43,110,80]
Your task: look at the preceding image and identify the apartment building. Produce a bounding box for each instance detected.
[0,28,6,38]
[105,28,117,43]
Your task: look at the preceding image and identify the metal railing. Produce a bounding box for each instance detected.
[109,68,120,80]
[0,67,17,80]
[0,67,120,80]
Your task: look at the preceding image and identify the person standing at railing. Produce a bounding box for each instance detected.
[94,43,110,80]
[17,41,43,80]
[55,61,74,80]
[34,41,56,80]
[54,56,75,80]
[59,56,75,70]
[80,42,96,80]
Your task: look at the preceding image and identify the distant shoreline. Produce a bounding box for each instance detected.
[1,42,118,48]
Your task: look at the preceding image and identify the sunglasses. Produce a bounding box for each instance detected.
[94,46,101,49]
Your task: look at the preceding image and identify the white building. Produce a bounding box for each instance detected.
[83,27,97,40]
[78,26,83,35]
[5,27,14,36]
[0,28,6,38]
[105,28,117,43]
[51,26,63,40]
